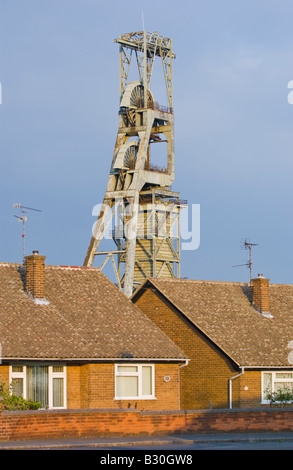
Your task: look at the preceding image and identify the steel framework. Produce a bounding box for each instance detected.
[84,31,186,296]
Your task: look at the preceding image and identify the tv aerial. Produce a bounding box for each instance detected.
[13,204,42,263]
[232,238,258,284]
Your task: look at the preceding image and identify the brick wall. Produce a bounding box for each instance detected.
[238,371,262,408]
[0,363,180,412]
[252,276,270,313]
[67,363,180,411]
[1,408,293,442]
[0,365,9,384]
[25,252,46,299]
[134,288,239,410]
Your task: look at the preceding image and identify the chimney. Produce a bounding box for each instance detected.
[25,251,46,300]
[251,274,272,317]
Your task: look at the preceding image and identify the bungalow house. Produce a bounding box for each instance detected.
[0,251,188,410]
[132,276,293,410]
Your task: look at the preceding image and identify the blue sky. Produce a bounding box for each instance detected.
[1,0,293,285]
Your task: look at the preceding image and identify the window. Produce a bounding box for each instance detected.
[10,365,66,409]
[262,371,293,403]
[115,364,155,399]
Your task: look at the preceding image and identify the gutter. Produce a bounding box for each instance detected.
[178,359,190,410]
[229,367,244,409]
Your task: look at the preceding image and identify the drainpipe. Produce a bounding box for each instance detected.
[229,367,244,409]
[178,359,190,410]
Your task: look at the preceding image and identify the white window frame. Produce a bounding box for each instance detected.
[261,371,293,404]
[115,364,155,400]
[9,365,67,409]
[48,365,67,409]
[10,365,26,397]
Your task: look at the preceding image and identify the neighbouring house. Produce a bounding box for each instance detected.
[132,275,293,410]
[0,251,188,411]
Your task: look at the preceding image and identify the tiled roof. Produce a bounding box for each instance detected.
[134,278,293,368]
[0,264,186,361]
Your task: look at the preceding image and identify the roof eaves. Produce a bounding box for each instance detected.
[241,364,293,369]
[2,356,189,362]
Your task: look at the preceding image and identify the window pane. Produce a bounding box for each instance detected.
[117,366,138,373]
[53,378,64,407]
[12,366,23,373]
[263,373,272,397]
[27,366,48,407]
[52,366,64,373]
[275,373,293,379]
[11,378,23,397]
[142,366,152,396]
[116,376,138,397]
[275,382,293,393]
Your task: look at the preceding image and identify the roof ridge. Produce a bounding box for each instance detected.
[0,262,23,268]
[151,278,248,286]
[47,265,100,270]
[150,278,293,288]
[0,262,100,270]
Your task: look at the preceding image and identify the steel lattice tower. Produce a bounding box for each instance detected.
[84,31,186,297]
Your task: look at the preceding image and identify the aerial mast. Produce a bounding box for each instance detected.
[233,238,258,284]
[13,204,42,263]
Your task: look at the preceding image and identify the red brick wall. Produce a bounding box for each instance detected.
[1,408,293,442]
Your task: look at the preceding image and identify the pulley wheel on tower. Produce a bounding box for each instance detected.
[120,81,154,126]
[123,143,138,169]
[113,141,139,170]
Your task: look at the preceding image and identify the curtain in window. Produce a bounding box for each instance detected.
[263,373,272,397]
[53,378,64,407]
[116,365,154,398]
[275,373,293,379]
[275,382,293,393]
[116,366,138,398]
[11,378,23,397]
[26,366,48,407]
[116,376,138,397]
[142,366,152,396]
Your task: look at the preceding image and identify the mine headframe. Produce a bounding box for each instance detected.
[83,31,186,297]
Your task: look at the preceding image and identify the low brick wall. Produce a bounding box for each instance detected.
[1,408,293,442]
